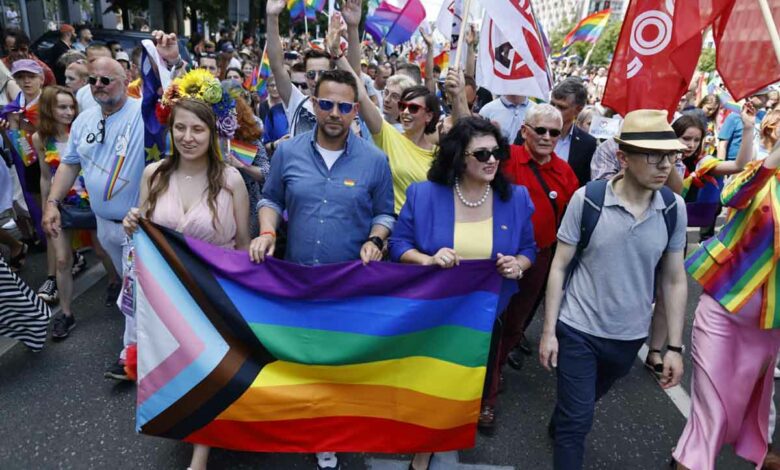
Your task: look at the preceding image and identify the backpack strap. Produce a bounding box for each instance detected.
[563,179,608,289]
[658,186,678,252]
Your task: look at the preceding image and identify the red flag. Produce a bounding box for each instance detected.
[602,0,702,119]
[674,0,780,100]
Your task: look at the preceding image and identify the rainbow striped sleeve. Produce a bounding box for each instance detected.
[721,161,778,209]
[134,221,504,452]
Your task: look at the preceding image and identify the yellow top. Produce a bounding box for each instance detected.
[373,120,436,214]
[453,217,493,260]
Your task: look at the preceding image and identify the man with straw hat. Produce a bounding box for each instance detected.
[539,109,690,470]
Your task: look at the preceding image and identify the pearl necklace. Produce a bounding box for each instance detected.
[455,178,491,208]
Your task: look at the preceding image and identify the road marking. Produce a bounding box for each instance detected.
[368,451,514,470]
[638,344,691,419]
[0,263,106,358]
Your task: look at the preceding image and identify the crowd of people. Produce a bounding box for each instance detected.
[1,1,780,469]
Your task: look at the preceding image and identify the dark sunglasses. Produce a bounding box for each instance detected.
[292,81,308,90]
[525,124,562,138]
[398,101,427,114]
[467,147,507,162]
[88,75,116,86]
[306,70,326,80]
[86,118,105,144]
[317,98,356,114]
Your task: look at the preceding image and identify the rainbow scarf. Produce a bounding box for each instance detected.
[229,140,257,166]
[563,9,611,48]
[134,221,504,451]
[45,139,89,208]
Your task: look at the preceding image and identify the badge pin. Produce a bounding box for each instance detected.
[549,190,558,200]
[501,225,508,230]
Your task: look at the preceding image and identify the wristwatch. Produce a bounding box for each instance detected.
[667,345,686,354]
[367,236,384,251]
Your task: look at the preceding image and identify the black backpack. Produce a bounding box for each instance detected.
[564,179,678,298]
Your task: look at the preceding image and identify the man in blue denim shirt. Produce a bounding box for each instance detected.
[249,68,394,470]
[250,69,394,265]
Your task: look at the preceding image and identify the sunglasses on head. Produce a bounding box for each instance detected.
[525,124,562,138]
[86,118,105,144]
[316,98,356,114]
[467,147,507,162]
[292,81,308,90]
[306,70,326,80]
[88,75,116,86]
[398,101,427,114]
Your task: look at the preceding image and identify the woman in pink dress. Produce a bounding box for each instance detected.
[123,97,250,470]
[672,107,780,469]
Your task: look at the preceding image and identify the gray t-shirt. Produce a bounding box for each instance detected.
[556,177,687,340]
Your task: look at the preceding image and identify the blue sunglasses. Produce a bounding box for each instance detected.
[316,98,356,114]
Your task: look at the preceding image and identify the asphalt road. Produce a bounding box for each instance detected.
[0,238,772,470]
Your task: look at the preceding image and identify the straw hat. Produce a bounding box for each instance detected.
[614,109,686,151]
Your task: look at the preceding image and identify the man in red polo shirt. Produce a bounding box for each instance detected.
[480,103,580,431]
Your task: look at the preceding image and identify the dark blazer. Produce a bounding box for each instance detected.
[567,126,598,187]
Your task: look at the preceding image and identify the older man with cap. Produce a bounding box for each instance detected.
[42,31,182,381]
[539,109,688,470]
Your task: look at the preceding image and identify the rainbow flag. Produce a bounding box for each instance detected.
[288,0,324,21]
[365,0,427,46]
[229,140,258,166]
[6,129,37,166]
[134,221,504,452]
[563,9,611,48]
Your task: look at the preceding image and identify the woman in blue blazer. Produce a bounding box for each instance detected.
[389,117,536,470]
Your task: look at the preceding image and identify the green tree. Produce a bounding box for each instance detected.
[584,20,622,66]
[698,47,716,72]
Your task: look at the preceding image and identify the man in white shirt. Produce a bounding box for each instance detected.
[479,94,535,143]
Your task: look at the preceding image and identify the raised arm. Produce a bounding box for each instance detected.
[326,14,384,135]
[444,67,470,120]
[266,0,293,106]
[341,0,363,75]
[420,27,435,94]
[465,24,477,78]
[712,103,756,176]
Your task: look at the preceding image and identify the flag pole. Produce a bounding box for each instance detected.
[452,0,473,69]
[582,42,597,67]
[757,0,780,65]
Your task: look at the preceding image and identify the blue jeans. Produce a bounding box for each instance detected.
[551,321,645,470]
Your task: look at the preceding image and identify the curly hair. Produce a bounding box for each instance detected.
[145,98,230,229]
[428,117,512,201]
[234,95,261,142]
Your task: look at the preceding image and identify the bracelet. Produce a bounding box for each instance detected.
[667,345,685,354]
[367,236,384,251]
[46,199,60,207]
[260,231,276,239]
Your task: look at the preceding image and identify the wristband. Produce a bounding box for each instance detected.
[47,199,60,207]
[667,345,685,354]
[367,236,384,251]
[260,231,276,239]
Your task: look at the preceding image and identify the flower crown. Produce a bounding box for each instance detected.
[156,69,238,139]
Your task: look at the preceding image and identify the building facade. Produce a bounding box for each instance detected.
[1,0,168,42]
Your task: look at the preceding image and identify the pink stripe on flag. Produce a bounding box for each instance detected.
[136,257,206,405]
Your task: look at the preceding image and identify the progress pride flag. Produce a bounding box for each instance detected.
[601,0,702,119]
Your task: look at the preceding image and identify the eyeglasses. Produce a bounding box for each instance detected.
[86,118,105,144]
[633,152,683,165]
[398,101,427,114]
[316,98,356,114]
[383,89,401,101]
[292,81,308,90]
[466,147,507,162]
[88,75,116,86]
[525,124,562,138]
[306,70,326,80]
